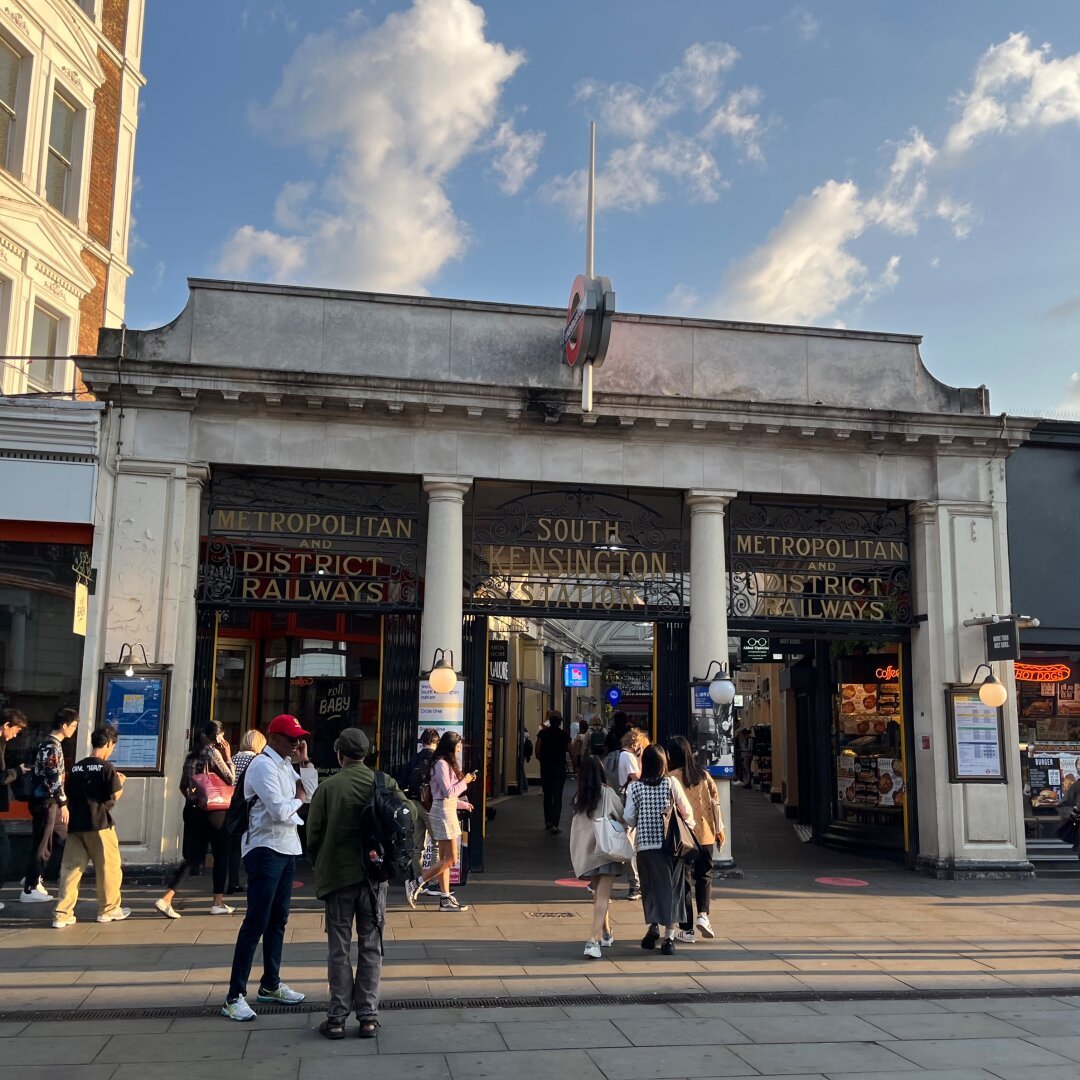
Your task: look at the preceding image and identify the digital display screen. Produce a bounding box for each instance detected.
[564,662,589,688]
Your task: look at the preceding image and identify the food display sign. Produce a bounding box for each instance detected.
[946,688,1006,782]
[1027,752,1079,808]
[728,500,911,628]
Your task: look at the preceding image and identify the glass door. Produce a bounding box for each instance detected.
[212,640,256,750]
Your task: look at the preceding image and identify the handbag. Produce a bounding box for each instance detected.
[10,768,34,802]
[592,793,634,864]
[662,799,700,861]
[191,769,234,811]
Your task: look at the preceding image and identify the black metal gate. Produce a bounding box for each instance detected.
[654,619,690,745]
[189,609,217,741]
[379,613,421,778]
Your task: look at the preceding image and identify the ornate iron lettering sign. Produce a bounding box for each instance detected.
[200,471,422,611]
[727,500,911,629]
[467,482,685,620]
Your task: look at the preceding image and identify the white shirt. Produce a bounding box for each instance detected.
[242,746,318,857]
[618,749,640,790]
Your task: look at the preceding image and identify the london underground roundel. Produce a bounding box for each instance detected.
[562,273,615,368]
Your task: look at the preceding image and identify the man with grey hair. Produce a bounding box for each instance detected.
[306,727,411,1040]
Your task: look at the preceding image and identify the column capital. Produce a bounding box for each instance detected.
[909,500,941,527]
[686,489,739,512]
[423,476,473,500]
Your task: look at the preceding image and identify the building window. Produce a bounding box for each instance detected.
[71,0,97,19]
[27,304,61,391]
[0,37,19,174]
[45,90,77,214]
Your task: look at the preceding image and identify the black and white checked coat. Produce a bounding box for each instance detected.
[623,776,695,851]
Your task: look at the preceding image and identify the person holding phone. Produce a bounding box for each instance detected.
[404,731,473,912]
[221,714,318,1022]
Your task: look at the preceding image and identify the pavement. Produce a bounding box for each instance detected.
[2,784,1080,1077]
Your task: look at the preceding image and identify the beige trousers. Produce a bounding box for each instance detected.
[54,828,123,919]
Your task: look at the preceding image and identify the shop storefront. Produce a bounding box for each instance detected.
[1006,420,1080,866]
[727,498,913,856]
[78,278,1031,875]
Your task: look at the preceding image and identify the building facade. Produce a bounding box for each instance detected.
[0,0,144,395]
[77,279,1031,878]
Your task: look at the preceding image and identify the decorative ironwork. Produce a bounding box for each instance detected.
[199,470,423,612]
[467,482,686,620]
[728,499,912,629]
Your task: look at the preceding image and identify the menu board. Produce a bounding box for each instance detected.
[834,670,905,813]
[1027,751,1080,807]
[946,688,1006,782]
[836,753,906,810]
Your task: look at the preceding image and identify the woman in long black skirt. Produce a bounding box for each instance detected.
[623,744,695,955]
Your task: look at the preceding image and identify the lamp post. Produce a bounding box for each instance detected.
[969,663,1008,708]
[427,648,458,695]
[117,642,149,678]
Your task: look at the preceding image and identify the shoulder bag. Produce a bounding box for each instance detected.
[662,783,700,861]
[591,789,634,864]
[191,755,234,812]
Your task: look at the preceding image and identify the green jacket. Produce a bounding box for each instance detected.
[306,762,411,900]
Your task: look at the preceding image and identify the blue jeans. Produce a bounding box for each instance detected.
[227,847,295,1001]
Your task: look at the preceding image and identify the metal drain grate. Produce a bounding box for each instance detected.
[0,984,1076,1024]
[523,911,580,919]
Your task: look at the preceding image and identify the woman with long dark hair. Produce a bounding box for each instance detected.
[404,731,475,912]
[156,720,235,919]
[667,736,722,941]
[569,756,626,958]
[623,744,694,954]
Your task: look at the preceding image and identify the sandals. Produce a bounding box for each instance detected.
[357,1017,379,1039]
[318,1018,346,1040]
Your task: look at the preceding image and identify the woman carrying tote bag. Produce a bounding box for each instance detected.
[667,735,723,941]
[623,744,695,955]
[570,756,630,958]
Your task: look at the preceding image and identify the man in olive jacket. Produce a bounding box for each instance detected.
[306,726,411,1039]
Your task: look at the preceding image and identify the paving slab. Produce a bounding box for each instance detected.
[95,1030,251,1063]
[610,1017,748,1047]
[1019,1035,1080,1062]
[986,1009,1080,1036]
[862,1012,1031,1041]
[112,1062,299,1080]
[881,1036,1075,1069]
[725,1014,892,1044]
[300,1053,452,1080]
[498,1018,630,1049]
[729,1040,919,1075]
[447,1048,606,1080]
[377,1020,508,1055]
[583,1042,755,1079]
[0,1034,111,1065]
[243,1026,379,1058]
[0,1068,119,1080]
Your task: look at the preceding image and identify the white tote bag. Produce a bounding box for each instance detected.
[592,790,634,863]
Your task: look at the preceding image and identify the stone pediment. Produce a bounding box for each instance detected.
[0,193,95,298]
[32,1,105,89]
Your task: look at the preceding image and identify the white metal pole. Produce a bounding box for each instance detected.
[586,121,595,278]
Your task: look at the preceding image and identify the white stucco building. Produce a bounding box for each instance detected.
[74,278,1033,879]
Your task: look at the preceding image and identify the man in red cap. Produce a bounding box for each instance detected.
[222,714,318,1022]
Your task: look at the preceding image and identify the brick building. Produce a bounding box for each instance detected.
[0,0,144,394]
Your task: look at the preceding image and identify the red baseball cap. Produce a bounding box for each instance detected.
[267,714,311,738]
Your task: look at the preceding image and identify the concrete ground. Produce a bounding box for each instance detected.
[2,784,1080,1076]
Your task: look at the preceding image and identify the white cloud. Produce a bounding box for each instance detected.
[218,225,307,280]
[945,32,1080,155]
[791,7,820,42]
[662,283,701,315]
[709,32,1080,326]
[544,42,763,220]
[489,120,544,195]
[218,0,529,293]
[1061,372,1080,412]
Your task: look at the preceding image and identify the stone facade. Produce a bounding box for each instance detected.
[78,280,1034,876]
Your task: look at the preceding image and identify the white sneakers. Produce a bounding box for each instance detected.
[97,907,132,923]
[600,931,615,948]
[155,898,181,919]
[675,929,697,943]
[221,995,257,1022]
[404,877,422,909]
[52,913,76,929]
[209,904,235,916]
[583,940,602,959]
[696,913,715,938]
[19,883,53,903]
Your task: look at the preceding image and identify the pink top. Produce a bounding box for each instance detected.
[430,758,469,803]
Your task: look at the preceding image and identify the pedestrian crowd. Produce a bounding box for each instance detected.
[0,702,724,1039]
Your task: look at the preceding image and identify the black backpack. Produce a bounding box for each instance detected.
[224,754,264,838]
[588,728,607,757]
[360,772,415,884]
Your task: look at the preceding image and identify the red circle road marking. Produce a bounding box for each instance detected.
[815,876,869,888]
[554,878,590,888]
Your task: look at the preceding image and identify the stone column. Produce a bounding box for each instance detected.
[419,477,473,675]
[687,489,739,869]
[909,496,1030,877]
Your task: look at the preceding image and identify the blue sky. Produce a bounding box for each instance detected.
[128,1,1080,416]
